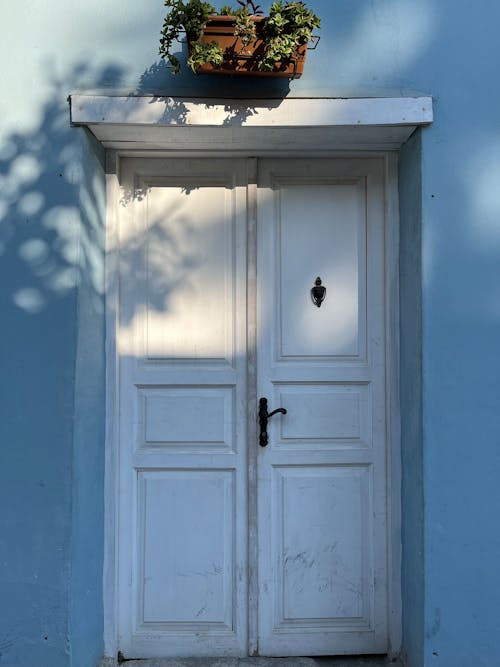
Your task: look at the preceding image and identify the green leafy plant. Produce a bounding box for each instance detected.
[187,39,224,72]
[260,1,320,70]
[159,0,320,75]
[234,6,258,46]
[159,0,216,73]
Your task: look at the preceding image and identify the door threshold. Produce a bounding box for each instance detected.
[100,656,402,667]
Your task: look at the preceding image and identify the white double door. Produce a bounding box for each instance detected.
[115,157,388,658]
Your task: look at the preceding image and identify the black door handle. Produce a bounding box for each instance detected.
[258,397,287,447]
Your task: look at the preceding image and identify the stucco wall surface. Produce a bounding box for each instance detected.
[0,2,499,667]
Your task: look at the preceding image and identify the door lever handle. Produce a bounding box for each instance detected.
[258,397,287,447]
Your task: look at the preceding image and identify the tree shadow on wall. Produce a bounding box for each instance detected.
[0,63,118,320]
[131,59,290,130]
[0,51,294,324]
[0,60,239,324]
[135,36,292,99]
[0,61,126,667]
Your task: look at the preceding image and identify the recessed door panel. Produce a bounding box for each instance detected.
[144,185,235,363]
[274,465,372,628]
[138,470,234,629]
[138,386,235,451]
[278,183,366,360]
[273,383,371,448]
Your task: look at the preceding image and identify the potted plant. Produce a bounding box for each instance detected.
[159,0,320,78]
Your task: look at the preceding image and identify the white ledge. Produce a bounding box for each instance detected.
[69,95,432,151]
[71,95,432,127]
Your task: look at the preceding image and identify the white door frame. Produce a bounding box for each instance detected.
[103,147,402,660]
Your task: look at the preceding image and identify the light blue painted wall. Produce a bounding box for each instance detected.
[0,94,79,666]
[69,130,106,667]
[0,91,106,665]
[1,2,500,666]
[405,6,500,665]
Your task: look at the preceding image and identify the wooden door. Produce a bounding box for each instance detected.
[114,157,389,658]
[256,159,388,655]
[116,158,249,658]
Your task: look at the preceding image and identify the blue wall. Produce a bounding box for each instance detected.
[1,1,500,666]
[411,6,500,664]
[0,96,103,665]
[0,75,106,666]
[68,130,106,667]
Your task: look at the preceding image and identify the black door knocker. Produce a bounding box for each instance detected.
[311,276,326,307]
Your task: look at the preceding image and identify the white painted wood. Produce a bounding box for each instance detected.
[70,96,432,152]
[82,125,419,153]
[104,159,121,659]
[142,184,235,361]
[116,158,248,658]
[384,153,402,657]
[71,95,432,127]
[256,159,388,655]
[138,386,235,449]
[110,155,396,659]
[277,182,365,359]
[138,470,234,627]
[246,158,259,657]
[275,466,372,623]
[276,383,371,447]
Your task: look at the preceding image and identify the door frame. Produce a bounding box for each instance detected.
[103,149,402,660]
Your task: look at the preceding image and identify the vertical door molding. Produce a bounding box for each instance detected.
[384,153,402,657]
[246,157,260,657]
[104,150,121,659]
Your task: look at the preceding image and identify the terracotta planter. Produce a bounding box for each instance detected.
[187,15,308,78]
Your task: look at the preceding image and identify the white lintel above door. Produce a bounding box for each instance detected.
[69,95,432,152]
